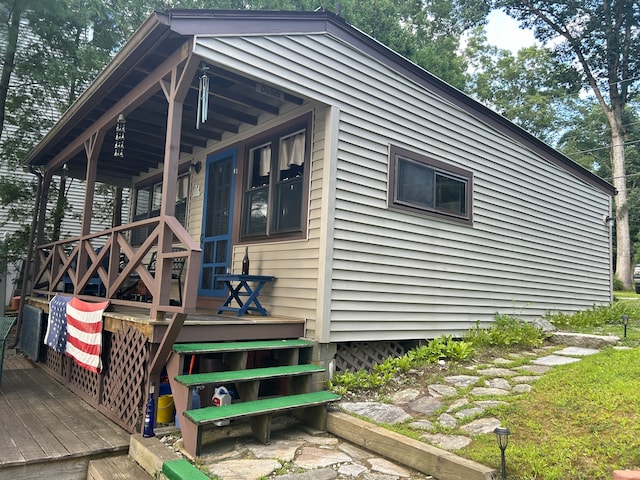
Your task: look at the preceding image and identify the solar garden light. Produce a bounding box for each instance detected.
[494,426,511,480]
[622,315,629,338]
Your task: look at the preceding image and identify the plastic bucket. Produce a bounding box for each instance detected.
[156,395,174,423]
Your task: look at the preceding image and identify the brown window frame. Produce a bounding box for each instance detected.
[239,113,312,242]
[388,144,473,224]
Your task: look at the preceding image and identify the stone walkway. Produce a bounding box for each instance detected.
[174,423,435,480]
[338,344,615,452]
[166,341,625,480]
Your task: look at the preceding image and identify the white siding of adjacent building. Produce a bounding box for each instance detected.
[193,33,612,343]
[0,20,120,305]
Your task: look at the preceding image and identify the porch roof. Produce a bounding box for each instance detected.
[23,8,615,196]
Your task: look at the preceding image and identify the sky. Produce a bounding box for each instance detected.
[485,10,538,53]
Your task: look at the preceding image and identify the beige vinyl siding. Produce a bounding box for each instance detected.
[195,33,612,342]
[182,104,327,333]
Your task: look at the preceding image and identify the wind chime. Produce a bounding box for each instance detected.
[196,63,209,129]
[114,113,126,157]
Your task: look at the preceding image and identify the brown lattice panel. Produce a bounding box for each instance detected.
[43,348,66,378]
[69,356,101,401]
[335,341,406,372]
[100,324,148,432]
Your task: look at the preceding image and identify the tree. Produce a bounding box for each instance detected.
[0,0,162,278]
[557,102,640,268]
[496,0,640,289]
[465,31,582,143]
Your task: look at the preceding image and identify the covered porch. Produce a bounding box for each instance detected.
[18,10,318,437]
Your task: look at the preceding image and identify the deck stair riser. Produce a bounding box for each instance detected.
[166,338,339,457]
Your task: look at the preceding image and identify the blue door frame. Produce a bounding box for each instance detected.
[199,149,236,297]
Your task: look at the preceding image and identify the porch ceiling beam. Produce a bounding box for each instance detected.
[208,78,280,115]
[210,66,304,105]
[44,39,196,173]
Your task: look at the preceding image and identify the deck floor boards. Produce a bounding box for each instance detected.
[0,353,129,474]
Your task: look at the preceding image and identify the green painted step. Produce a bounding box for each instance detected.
[173,338,313,355]
[175,364,324,387]
[162,459,209,480]
[184,390,340,425]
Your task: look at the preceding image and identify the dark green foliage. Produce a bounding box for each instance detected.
[465,314,545,348]
[546,300,640,329]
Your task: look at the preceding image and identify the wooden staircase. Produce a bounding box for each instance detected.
[166,339,340,457]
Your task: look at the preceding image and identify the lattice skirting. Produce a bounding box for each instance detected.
[41,324,148,433]
[335,341,406,372]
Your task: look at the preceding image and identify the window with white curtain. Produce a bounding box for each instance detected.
[242,119,310,240]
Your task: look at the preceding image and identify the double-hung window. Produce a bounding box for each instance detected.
[241,117,310,240]
[389,145,472,222]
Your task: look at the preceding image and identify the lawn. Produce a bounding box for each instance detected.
[332,294,640,479]
[461,347,640,479]
[460,293,640,479]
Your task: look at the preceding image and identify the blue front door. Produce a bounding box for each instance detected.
[199,149,236,297]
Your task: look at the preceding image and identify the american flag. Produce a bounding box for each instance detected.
[65,297,109,374]
[45,294,73,353]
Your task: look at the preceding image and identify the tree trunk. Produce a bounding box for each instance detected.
[0,2,23,140]
[609,106,631,289]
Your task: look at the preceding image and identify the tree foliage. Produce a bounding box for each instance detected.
[495,0,640,288]
[465,30,582,143]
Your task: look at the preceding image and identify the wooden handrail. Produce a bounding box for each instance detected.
[31,216,201,316]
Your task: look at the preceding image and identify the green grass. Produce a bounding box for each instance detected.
[460,347,640,479]
[332,301,640,479]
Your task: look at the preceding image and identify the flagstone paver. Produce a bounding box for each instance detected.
[512,384,532,394]
[485,378,511,390]
[455,407,485,419]
[438,413,457,428]
[408,396,444,415]
[391,388,422,403]
[446,398,469,411]
[460,418,502,435]
[428,384,458,397]
[532,355,581,366]
[554,346,600,356]
[340,402,412,424]
[511,375,541,383]
[421,433,472,450]
[476,367,518,377]
[469,387,510,396]
[444,375,480,387]
[517,364,551,374]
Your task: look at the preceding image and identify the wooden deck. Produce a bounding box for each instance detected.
[27,297,306,343]
[0,352,129,480]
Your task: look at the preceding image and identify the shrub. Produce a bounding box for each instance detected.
[328,335,474,394]
[546,301,640,329]
[464,314,545,348]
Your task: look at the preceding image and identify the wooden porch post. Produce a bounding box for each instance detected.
[150,54,200,319]
[35,170,54,249]
[74,130,105,291]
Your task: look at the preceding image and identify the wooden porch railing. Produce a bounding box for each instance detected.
[31,216,201,318]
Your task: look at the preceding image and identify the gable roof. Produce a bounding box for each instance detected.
[24,8,615,196]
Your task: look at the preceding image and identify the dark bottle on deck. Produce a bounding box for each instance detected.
[242,247,250,275]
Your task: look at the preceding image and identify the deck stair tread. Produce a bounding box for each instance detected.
[172,338,313,355]
[87,455,151,480]
[175,363,325,387]
[184,390,340,425]
[162,459,210,480]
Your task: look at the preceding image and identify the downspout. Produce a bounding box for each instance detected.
[10,166,44,348]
